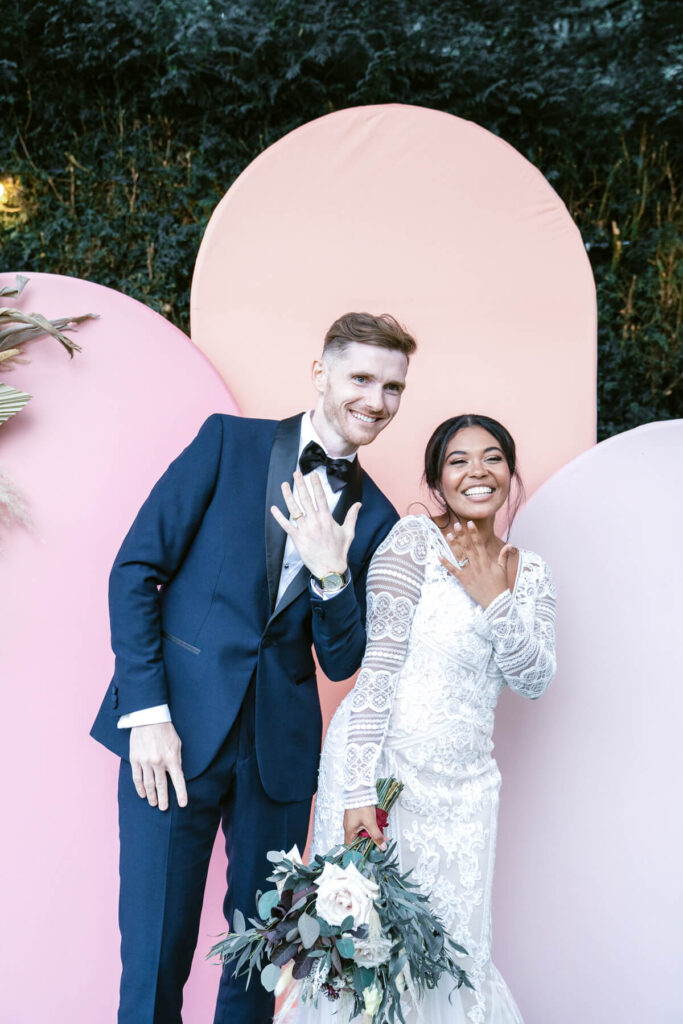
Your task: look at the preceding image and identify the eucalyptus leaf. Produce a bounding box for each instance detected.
[232,908,246,934]
[257,889,280,920]
[272,940,298,967]
[298,912,320,949]
[336,936,354,959]
[260,963,281,993]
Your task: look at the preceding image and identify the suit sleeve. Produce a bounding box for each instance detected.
[108,414,224,716]
[309,505,399,681]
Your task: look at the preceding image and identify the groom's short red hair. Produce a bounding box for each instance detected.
[323,312,417,360]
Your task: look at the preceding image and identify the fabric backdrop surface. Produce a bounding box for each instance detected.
[191,103,597,510]
[4,104,605,1023]
[493,419,683,1023]
[0,272,238,1023]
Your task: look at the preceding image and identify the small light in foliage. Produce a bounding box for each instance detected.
[0,177,22,212]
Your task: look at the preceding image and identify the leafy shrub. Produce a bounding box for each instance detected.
[1,0,681,436]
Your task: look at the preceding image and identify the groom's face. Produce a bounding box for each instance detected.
[313,341,408,452]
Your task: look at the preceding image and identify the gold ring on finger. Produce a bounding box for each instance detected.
[291,511,305,522]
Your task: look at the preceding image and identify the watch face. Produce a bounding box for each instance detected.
[321,572,344,592]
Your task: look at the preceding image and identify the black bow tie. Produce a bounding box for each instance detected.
[298,441,354,493]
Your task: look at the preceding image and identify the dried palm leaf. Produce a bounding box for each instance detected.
[0,275,29,300]
[0,308,98,357]
[0,381,32,425]
[0,273,97,360]
[0,348,24,367]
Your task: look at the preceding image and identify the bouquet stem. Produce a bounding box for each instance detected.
[348,777,404,857]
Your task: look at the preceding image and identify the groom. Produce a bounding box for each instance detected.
[91,312,417,1023]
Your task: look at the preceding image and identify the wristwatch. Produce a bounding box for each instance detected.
[317,570,347,594]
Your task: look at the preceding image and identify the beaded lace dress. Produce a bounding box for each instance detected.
[296,515,556,1024]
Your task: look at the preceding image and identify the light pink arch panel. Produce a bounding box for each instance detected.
[191,103,596,512]
[493,420,683,1023]
[0,273,237,1023]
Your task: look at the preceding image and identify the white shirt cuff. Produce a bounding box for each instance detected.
[117,704,172,729]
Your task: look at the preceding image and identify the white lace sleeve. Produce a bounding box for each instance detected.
[477,553,557,699]
[343,517,429,809]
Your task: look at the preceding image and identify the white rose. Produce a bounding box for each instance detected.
[349,908,392,968]
[284,844,303,864]
[272,844,303,895]
[314,861,379,928]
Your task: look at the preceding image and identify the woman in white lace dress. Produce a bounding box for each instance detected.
[299,414,556,1024]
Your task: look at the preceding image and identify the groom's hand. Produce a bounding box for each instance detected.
[270,471,361,579]
[343,806,387,850]
[130,722,188,811]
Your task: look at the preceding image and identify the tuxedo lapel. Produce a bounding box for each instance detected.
[265,414,303,611]
[271,455,363,620]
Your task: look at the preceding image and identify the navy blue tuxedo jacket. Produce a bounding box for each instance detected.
[90,413,398,803]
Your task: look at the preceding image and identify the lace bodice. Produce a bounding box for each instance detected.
[343,515,557,809]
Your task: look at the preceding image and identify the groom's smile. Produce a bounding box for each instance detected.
[311,340,408,455]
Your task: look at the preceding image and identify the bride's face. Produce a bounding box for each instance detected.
[439,426,511,523]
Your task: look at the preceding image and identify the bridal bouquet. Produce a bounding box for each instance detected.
[209,778,472,1022]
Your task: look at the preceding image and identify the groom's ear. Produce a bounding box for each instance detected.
[311,357,327,395]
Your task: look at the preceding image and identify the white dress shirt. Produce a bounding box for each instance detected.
[118,411,356,729]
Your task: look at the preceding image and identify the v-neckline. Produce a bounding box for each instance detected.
[424,515,525,597]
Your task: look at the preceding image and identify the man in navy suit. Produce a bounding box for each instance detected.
[91,312,417,1023]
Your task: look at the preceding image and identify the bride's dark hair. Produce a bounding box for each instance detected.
[423,414,525,537]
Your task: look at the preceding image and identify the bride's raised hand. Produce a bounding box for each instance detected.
[343,806,387,850]
[439,520,515,609]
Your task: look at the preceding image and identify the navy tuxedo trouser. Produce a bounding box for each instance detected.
[117,679,312,1024]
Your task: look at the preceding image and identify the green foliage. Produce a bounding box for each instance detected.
[209,838,470,1020]
[1,0,681,436]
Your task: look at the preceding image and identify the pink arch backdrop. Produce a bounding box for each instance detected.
[493,420,683,1023]
[0,273,238,1023]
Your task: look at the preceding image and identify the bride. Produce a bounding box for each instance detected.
[295,413,556,1024]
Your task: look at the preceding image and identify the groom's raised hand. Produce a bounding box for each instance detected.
[270,471,361,579]
[130,722,188,811]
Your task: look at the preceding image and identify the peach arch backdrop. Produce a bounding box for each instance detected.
[191,102,597,510]
[188,103,601,1020]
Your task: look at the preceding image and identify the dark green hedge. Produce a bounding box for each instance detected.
[1,0,681,436]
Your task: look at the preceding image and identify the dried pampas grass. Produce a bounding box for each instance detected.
[0,470,32,536]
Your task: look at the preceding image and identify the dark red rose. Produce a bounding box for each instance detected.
[357,806,388,841]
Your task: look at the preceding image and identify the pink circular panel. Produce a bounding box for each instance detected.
[0,273,237,1022]
[493,420,683,1023]
[191,104,596,512]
